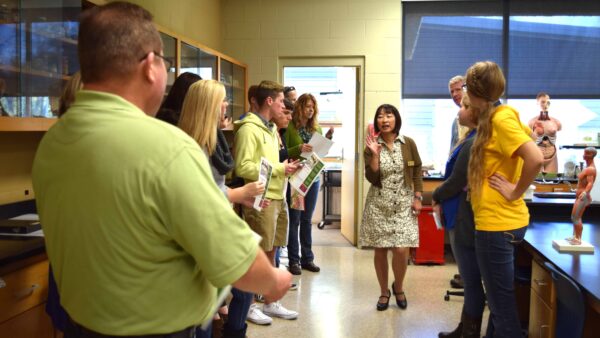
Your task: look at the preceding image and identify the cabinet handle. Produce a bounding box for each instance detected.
[0,278,5,289]
[14,283,39,299]
[533,278,548,286]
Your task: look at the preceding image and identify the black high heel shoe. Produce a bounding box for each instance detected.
[376,289,391,311]
[392,281,407,309]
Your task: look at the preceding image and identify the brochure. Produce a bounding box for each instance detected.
[433,207,444,230]
[289,152,325,197]
[300,132,334,159]
[253,157,272,211]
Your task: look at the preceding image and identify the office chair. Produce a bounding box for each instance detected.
[444,287,464,301]
[543,262,586,338]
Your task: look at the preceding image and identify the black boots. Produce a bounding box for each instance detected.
[438,322,463,338]
[461,311,482,338]
[438,310,482,338]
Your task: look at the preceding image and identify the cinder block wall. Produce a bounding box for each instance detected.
[221,0,401,117]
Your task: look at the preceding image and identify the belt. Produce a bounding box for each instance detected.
[66,319,197,338]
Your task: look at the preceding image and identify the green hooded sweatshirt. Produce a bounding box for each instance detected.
[233,113,286,200]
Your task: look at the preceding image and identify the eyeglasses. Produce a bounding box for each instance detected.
[139,51,174,72]
[284,86,296,94]
[461,83,467,92]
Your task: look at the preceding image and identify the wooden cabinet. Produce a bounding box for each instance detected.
[0,258,53,338]
[529,259,556,338]
[533,182,573,193]
[157,26,247,122]
[0,0,81,131]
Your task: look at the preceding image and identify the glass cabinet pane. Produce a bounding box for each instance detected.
[220,58,245,121]
[0,0,80,118]
[0,0,19,117]
[180,42,216,80]
[160,32,176,88]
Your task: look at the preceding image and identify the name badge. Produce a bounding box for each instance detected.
[408,161,415,167]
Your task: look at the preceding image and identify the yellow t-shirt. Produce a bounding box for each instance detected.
[472,105,533,231]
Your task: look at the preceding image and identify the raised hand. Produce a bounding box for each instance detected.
[325,127,334,140]
[366,134,382,156]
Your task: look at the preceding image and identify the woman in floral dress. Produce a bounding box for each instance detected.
[360,104,423,311]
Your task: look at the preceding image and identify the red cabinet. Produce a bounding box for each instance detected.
[412,206,445,264]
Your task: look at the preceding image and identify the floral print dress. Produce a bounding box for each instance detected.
[360,140,419,248]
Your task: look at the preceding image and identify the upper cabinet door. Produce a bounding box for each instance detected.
[220,58,246,121]
[159,31,177,90]
[180,41,217,80]
[0,0,80,119]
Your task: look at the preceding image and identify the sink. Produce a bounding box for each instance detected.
[534,192,576,199]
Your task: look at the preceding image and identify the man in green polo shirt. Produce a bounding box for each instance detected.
[32,2,291,337]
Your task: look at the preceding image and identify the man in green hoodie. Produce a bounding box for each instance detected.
[234,80,301,322]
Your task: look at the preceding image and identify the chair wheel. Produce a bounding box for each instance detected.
[444,294,450,301]
[317,222,325,229]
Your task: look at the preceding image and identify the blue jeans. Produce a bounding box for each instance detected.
[475,227,527,338]
[195,324,212,338]
[448,228,457,264]
[453,242,486,318]
[288,180,320,265]
[223,288,253,332]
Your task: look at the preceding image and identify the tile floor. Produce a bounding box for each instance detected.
[245,225,490,338]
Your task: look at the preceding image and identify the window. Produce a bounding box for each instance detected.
[402,0,600,174]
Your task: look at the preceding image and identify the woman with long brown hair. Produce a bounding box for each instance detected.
[284,93,333,275]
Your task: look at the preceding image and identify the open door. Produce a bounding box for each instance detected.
[339,67,357,245]
[281,59,363,245]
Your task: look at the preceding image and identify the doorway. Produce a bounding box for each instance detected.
[280,58,364,245]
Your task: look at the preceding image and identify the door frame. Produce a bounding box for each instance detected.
[278,56,365,246]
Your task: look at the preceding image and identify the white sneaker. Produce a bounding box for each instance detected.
[247,304,272,325]
[280,247,288,258]
[290,283,298,291]
[263,301,299,320]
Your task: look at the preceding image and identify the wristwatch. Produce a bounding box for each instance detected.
[414,195,423,201]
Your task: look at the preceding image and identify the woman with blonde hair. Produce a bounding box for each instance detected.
[178,79,265,338]
[57,71,83,117]
[466,61,543,338]
[179,80,264,203]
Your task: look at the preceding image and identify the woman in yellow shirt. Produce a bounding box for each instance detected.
[466,61,543,338]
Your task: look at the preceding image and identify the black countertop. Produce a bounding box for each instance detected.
[0,200,44,269]
[0,236,45,267]
[524,221,600,302]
